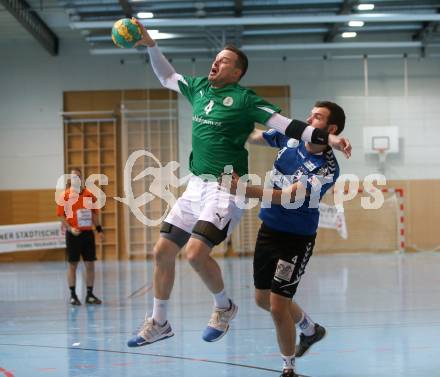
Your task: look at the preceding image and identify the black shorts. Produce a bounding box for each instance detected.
[253,223,316,298]
[66,230,96,263]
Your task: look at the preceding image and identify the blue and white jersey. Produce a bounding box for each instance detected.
[259,129,339,236]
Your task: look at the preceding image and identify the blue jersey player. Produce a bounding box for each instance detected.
[225,101,345,377]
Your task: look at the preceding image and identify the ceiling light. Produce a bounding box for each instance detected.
[137,12,154,19]
[342,32,357,38]
[357,4,375,11]
[148,30,177,40]
[348,20,365,27]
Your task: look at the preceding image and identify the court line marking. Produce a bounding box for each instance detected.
[0,343,310,376]
[128,263,193,299]
[127,282,153,298]
[0,367,14,377]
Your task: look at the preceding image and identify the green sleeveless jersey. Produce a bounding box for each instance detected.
[178,75,281,178]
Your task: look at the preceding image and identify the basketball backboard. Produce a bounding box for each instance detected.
[363,127,399,154]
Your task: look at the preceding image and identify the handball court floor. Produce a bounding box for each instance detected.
[1,252,439,377]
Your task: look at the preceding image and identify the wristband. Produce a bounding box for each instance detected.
[284,119,308,140]
[311,128,329,145]
[96,225,103,233]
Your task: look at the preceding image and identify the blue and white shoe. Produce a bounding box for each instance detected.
[127,317,174,347]
[202,299,238,342]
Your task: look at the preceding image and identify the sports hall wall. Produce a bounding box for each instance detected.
[1,39,439,261]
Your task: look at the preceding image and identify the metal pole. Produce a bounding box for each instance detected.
[363,54,369,97]
[403,53,409,97]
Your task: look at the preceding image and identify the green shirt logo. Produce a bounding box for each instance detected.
[223,96,234,107]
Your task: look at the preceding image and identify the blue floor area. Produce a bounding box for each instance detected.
[1,252,440,377]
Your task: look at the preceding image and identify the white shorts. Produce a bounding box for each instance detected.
[164,175,243,240]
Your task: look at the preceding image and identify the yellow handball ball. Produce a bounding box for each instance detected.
[111,18,142,48]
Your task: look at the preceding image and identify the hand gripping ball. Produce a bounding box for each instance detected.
[112,18,142,48]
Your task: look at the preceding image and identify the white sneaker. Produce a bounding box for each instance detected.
[127,317,174,347]
[202,299,238,342]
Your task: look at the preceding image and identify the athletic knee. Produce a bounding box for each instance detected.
[271,306,289,323]
[255,293,270,311]
[185,246,206,267]
[270,296,290,322]
[255,296,265,309]
[153,241,176,266]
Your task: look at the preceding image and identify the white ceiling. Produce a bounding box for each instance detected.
[1,0,439,56]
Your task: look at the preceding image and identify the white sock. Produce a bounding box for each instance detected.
[213,289,230,309]
[281,354,295,370]
[152,298,168,326]
[298,312,315,336]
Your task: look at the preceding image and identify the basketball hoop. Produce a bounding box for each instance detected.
[363,127,399,174]
[372,146,389,173]
[375,148,387,165]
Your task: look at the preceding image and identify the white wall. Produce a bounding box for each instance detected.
[1,38,440,190]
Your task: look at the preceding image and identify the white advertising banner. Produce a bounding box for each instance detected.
[318,203,348,239]
[0,222,66,253]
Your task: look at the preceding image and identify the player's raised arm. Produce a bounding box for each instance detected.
[265,113,351,158]
[133,18,182,93]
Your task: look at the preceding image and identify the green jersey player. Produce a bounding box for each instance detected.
[180,74,280,178]
[127,18,351,348]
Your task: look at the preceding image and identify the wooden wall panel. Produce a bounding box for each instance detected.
[0,191,13,225]
[399,179,440,252]
[121,98,179,259]
[314,179,440,254]
[63,114,119,261]
[63,89,178,261]
[316,189,399,253]
[0,190,58,225]
[0,189,64,262]
[63,89,177,115]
